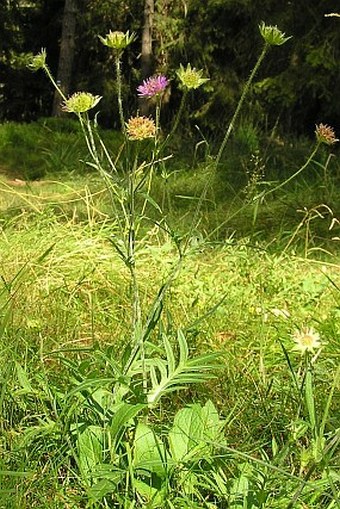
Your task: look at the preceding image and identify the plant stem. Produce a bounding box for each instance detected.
[115,56,126,134]
[260,142,320,197]
[215,42,269,168]
[127,153,146,392]
[205,142,321,242]
[161,90,188,150]
[43,65,67,102]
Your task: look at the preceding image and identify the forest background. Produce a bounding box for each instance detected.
[1,0,339,139]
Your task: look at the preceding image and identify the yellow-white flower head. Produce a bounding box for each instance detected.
[62,92,102,114]
[28,49,47,71]
[259,22,291,46]
[176,63,209,90]
[99,30,135,53]
[292,327,322,353]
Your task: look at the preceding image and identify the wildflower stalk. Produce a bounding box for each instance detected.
[215,42,269,167]
[259,142,320,198]
[205,142,323,243]
[44,65,67,102]
[128,159,142,332]
[115,56,126,134]
[164,90,188,147]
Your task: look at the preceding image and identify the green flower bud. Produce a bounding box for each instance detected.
[62,92,102,114]
[99,30,135,53]
[176,63,209,90]
[28,49,47,71]
[259,22,291,46]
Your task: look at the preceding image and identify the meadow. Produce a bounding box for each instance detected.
[0,26,340,509]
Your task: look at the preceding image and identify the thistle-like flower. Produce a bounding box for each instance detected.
[292,327,322,353]
[315,124,339,146]
[28,49,47,71]
[99,30,135,53]
[126,115,156,141]
[62,92,102,114]
[259,22,291,46]
[137,75,169,98]
[176,63,209,90]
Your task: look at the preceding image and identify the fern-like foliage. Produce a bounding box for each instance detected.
[146,329,220,407]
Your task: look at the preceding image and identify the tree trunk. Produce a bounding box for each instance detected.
[52,0,78,116]
[139,0,154,115]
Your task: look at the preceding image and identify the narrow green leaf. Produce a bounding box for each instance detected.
[177,329,188,365]
[163,334,176,374]
[305,370,316,435]
[109,403,145,450]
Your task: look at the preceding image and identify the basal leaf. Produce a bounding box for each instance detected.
[77,425,105,483]
[133,422,168,478]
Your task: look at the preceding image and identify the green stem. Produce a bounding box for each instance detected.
[127,153,146,393]
[258,142,320,198]
[184,43,270,254]
[205,142,321,243]
[43,65,67,102]
[115,56,126,134]
[215,42,269,168]
[161,90,188,151]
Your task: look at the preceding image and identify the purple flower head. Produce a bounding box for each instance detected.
[137,75,169,98]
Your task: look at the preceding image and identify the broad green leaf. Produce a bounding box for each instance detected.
[169,400,224,463]
[133,422,168,478]
[88,479,117,502]
[134,478,166,507]
[77,425,104,483]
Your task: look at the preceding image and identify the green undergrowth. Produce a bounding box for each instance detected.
[0,184,339,508]
[0,119,339,508]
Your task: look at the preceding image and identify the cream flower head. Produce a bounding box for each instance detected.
[176,63,209,90]
[315,124,339,146]
[126,115,156,141]
[292,327,322,353]
[62,92,102,114]
[99,30,135,53]
[259,22,291,46]
[28,49,47,71]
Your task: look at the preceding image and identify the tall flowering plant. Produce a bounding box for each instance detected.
[28,31,215,409]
